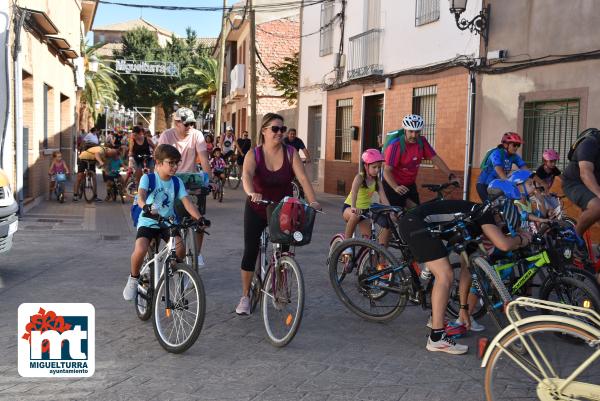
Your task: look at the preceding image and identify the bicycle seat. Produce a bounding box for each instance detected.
[369,203,403,215]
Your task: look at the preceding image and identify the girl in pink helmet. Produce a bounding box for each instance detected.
[534,149,561,192]
[341,149,390,250]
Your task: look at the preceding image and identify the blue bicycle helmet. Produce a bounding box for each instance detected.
[508,169,534,185]
[487,179,521,201]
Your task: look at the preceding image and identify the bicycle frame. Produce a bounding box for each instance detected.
[493,250,551,294]
[482,297,600,396]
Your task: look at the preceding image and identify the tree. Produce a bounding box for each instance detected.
[271,52,299,104]
[79,40,121,129]
[174,57,218,112]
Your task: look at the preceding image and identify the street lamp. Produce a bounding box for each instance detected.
[88,54,99,73]
[448,0,490,46]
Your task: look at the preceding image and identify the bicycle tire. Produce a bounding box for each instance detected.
[292,181,303,200]
[152,263,206,353]
[262,256,304,347]
[470,256,513,331]
[226,164,240,189]
[328,238,408,322]
[135,243,156,321]
[539,275,600,312]
[83,172,95,203]
[183,227,198,273]
[446,262,487,319]
[484,321,600,401]
[218,183,223,203]
[327,234,345,266]
[212,184,217,200]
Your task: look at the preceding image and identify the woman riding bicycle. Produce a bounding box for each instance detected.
[236,113,321,315]
[129,125,156,185]
[398,184,533,355]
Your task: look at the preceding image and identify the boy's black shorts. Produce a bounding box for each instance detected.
[136,226,173,242]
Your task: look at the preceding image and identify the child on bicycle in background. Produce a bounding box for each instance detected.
[210,147,227,183]
[105,149,125,200]
[534,149,561,192]
[123,144,203,301]
[48,151,70,200]
[342,149,390,254]
[508,169,551,225]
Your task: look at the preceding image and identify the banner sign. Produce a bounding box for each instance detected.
[115,59,180,77]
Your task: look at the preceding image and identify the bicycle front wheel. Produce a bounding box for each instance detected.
[83,173,95,202]
[470,256,513,331]
[484,321,600,401]
[262,256,304,347]
[227,164,240,189]
[152,263,206,353]
[328,238,409,322]
[540,275,600,312]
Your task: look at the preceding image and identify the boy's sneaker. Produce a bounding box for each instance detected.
[454,317,486,332]
[123,275,138,301]
[197,254,206,267]
[426,334,468,355]
[236,296,250,315]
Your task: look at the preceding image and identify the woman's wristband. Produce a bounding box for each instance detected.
[459,304,469,310]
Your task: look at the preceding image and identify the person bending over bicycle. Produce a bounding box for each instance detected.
[398,193,532,355]
[105,149,125,200]
[129,125,155,185]
[123,144,203,301]
[210,147,226,182]
[342,149,390,253]
[237,113,321,315]
[74,145,107,202]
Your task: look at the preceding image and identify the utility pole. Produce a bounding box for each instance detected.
[215,0,227,139]
[249,1,258,145]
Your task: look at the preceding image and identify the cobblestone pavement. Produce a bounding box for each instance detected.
[0,177,492,401]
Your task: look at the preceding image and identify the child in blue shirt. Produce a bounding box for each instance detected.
[123,144,203,301]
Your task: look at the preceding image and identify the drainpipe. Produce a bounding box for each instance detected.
[13,9,25,214]
[0,6,10,166]
[463,69,476,200]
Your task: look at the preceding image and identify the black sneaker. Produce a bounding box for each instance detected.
[72,194,79,202]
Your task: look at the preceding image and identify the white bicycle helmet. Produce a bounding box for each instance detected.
[402,114,424,131]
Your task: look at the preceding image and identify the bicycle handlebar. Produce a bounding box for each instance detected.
[421,181,460,194]
[252,198,325,213]
[143,213,211,234]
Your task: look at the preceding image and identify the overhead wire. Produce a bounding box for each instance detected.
[96,0,327,13]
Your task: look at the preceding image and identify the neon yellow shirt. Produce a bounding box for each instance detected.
[344,179,377,209]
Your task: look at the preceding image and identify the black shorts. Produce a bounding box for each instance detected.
[77,159,96,173]
[383,180,420,208]
[563,179,596,210]
[342,204,391,229]
[236,154,245,166]
[136,226,172,242]
[223,150,234,160]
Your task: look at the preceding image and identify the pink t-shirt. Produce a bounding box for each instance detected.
[158,128,207,173]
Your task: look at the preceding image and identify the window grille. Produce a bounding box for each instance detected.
[415,0,440,26]
[320,1,334,56]
[522,99,580,170]
[412,85,437,164]
[335,99,353,161]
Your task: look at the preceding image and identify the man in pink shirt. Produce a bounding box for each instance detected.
[158,107,212,266]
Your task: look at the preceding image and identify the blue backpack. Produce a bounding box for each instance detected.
[130,173,180,227]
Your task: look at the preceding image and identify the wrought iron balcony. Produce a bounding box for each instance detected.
[347,29,383,80]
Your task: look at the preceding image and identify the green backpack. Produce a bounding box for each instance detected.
[480,147,506,169]
[382,129,424,154]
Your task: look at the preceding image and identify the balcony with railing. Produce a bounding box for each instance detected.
[347,29,383,80]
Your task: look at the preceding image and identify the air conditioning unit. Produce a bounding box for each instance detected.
[230,63,245,94]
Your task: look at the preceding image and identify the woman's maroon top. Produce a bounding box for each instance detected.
[250,144,295,219]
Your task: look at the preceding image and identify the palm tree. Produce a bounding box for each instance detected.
[174,57,218,111]
[78,40,122,129]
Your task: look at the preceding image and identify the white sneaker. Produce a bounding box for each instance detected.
[197,254,206,267]
[453,317,486,332]
[426,334,468,355]
[236,296,251,315]
[123,275,138,301]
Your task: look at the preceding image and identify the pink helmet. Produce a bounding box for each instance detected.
[362,149,384,164]
[501,132,523,144]
[542,149,559,161]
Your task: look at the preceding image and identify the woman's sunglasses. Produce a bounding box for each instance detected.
[267,125,287,134]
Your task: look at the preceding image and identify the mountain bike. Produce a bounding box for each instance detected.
[247,199,321,347]
[134,215,208,353]
[78,160,96,203]
[107,173,126,203]
[212,172,224,203]
[126,154,153,197]
[481,297,600,401]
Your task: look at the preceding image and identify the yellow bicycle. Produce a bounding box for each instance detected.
[481,297,600,400]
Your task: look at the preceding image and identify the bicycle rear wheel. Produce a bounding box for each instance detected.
[540,275,600,313]
[227,164,240,189]
[262,256,304,347]
[328,238,409,322]
[152,263,206,353]
[484,321,600,401]
[83,173,95,203]
[182,227,198,273]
